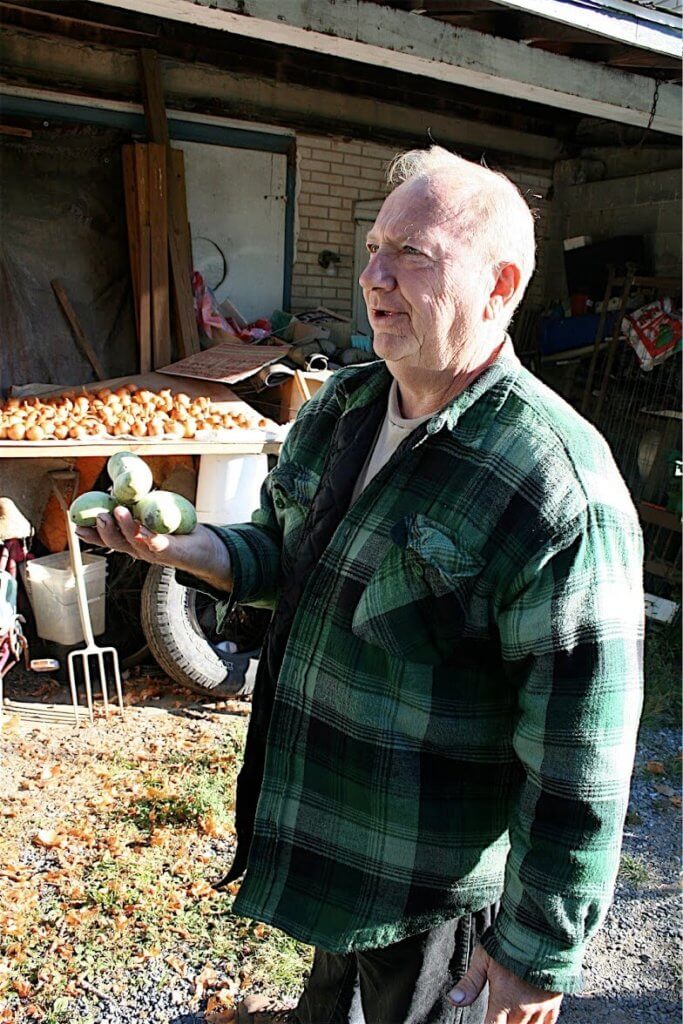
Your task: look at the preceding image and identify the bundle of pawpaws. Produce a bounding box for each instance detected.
[69,452,197,536]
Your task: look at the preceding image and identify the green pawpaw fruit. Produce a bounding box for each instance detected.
[69,491,117,528]
[111,463,154,505]
[107,451,147,483]
[132,491,197,535]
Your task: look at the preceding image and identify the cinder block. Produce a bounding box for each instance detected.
[657,200,682,233]
[636,169,681,204]
[653,231,682,273]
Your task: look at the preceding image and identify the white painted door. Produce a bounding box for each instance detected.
[175,141,287,322]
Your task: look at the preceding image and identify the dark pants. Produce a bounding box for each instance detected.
[295,905,497,1024]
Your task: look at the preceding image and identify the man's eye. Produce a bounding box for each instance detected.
[366,243,379,254]
[403,245,421,255]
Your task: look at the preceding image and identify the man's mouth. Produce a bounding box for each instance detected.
[371,309,404,319]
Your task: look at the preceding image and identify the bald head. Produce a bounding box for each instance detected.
[386,147,537,324]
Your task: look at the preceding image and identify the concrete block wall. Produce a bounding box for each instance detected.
[544,166,681,302]
[291,133,552,322]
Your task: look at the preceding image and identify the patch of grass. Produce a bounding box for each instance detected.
[0,719,312,1022]
[642,619,682,728]
[248,930,313,999]
[619,852,650,887]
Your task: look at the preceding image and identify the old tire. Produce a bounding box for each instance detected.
[140,563,256,698]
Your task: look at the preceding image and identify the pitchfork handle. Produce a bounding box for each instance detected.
[51,486,96,648]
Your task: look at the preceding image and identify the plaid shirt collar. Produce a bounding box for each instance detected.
[340,334,521,439]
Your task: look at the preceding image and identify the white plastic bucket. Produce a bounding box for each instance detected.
[24,551,107,645]
[195,454,269,525]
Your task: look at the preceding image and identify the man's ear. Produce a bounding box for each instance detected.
[484,263,521,321]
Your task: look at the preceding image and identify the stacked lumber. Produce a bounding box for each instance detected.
[122,50,199,373]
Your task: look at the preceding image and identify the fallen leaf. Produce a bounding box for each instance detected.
[194,963,221,999]
[13,977,31,998]
[646,761,666,775]
[33,829,65,849]
[671,796,681,808]
[653,782,676,797]
[166,954,186,976]
[188,879,214,899]
[206,1009,236,1023]
[199,810,229,839]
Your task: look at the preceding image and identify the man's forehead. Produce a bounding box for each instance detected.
[369,180,466,243]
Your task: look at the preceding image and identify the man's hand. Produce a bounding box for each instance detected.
[448,945,563,1024]
[76,506,232,592]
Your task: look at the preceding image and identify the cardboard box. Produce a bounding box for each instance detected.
[279,370,331,423]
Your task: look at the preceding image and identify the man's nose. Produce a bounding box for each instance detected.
[359,253,395,292]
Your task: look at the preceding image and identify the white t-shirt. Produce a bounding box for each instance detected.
[350,378,433,504]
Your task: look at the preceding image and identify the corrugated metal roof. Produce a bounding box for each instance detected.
[631,0,682,13]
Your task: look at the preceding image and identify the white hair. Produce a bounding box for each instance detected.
[386,146,537,321]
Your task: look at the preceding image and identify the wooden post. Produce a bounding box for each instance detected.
[138,49,198,360]
[147,142,171,369]
[168,148,200,357]
[134,143,152,374]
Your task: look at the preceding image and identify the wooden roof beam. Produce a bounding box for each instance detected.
[83,0,682,135]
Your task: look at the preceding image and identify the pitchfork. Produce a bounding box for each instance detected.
[51,475,124,725]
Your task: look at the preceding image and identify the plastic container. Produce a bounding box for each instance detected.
[23,551,107,645]
[195,454,269,526]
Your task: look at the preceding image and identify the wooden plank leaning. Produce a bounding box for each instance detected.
[168,147,200,357]
[50,279,106,381]
[147,142,171,368]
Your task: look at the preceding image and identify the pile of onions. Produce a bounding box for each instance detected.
[0,384,268,441]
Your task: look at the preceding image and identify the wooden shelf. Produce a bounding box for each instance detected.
[0,435,283,459]
[638,502,682,533]
[2,371,287,458]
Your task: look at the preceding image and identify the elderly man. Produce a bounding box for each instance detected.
[80,147,644,1024]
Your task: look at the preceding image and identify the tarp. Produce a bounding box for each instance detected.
[0,122,137,392]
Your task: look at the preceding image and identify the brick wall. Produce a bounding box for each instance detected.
[291,135,394,318]
[291,134,553,323]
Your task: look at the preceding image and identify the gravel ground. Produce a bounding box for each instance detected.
[561,726,681,1024]
[2,671,680,1024]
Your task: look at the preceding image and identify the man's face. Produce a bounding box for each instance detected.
[359,178,491,371]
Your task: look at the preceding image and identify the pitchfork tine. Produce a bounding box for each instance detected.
[98,651,110,717]
[51,476,124,726]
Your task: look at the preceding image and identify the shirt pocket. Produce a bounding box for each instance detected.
[351,512,485,665]
[269,462,321,572]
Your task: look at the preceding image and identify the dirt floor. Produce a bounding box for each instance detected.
[1,666,681,1024]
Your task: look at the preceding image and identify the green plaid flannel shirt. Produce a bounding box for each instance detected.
[205,352,643,993]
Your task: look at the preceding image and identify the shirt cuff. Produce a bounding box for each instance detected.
[481,919,584,995]
[173,524,235,598]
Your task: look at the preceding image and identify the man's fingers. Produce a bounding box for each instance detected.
[449,945,489,1008]
[93,512,129,551]
[112,505,143,542]
[113,506,172,555]
[484,1013,508,1024]
[75,526,104,546]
